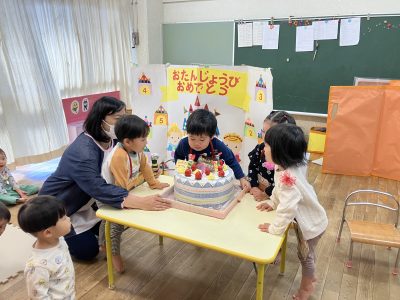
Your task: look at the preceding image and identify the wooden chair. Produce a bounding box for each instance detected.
[336,189,400,275]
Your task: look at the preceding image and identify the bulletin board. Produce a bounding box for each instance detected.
[234,16,400,114]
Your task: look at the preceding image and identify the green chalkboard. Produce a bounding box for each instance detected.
[234,17,400,114]
[163,22,234,66]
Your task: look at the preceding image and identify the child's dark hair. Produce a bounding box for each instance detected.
[265,111,296,125]
[186,109,217,137]
[84,96,126,143]
[0,202,11,222]
[264,124,307,169]
[115,115,150,142]
[0,148,6,157]
[18,195,66,234]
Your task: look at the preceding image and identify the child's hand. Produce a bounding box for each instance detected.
[154,182,170,190]
[258,223,270,233]
[256,202,273,211]
[250,187,268,201]
[16,189,27,198]
[239,178,251,192]
[16,197,28,204]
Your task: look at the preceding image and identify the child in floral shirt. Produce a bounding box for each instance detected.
[257,124,328,300]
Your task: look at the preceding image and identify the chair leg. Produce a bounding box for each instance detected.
[392,248,400,276]
[336,220,345,243]
[345,241,354,268]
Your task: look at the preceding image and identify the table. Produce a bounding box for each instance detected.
[96,175,288,300]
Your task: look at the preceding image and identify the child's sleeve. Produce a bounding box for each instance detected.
[268,185,302,236]
[110,150,136,190]
[247,145,260,187]
[217,140,245,179]
[6,168,19,190]
[139,154,162,189]
[174,139,186,163]
[25,266,51,299]
[265,183,274,197]
[265,186,279,209]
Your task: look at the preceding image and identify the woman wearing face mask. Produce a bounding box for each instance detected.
[40,96,171,261]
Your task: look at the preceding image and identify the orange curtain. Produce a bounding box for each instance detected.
[322,86,400,181]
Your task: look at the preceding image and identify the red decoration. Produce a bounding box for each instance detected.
[219,159,224,166]
[218,165,223,171]
[191,164,197,171]
[218,170,225,177]
[195,171,202,180]
[205,167,211,175]
[185,169,192,177]
[280,171,296,187]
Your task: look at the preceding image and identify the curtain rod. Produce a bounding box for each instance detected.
[235,13,400,23]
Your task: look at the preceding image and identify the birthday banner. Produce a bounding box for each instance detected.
[131,64,273,169]
[162,67,250,111]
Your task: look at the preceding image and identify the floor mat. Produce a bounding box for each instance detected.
[0,224,35,283]
[12,157,60,183]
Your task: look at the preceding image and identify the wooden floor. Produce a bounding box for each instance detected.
[2,159,400,299]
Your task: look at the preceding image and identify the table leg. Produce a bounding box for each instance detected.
[159,235,164,245]
[256,263,265,300]
[279,230,288,275]
[105,220,115,289]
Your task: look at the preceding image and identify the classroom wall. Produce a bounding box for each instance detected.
[164,0,400,23]
[136,0,163,64]
[162,0,400,129]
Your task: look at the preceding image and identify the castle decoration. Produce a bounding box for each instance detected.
[244,118,256,138]
[154,105,168,126]
[194,96,201,110]
[143,145,152,163]
[182,97,221,136]
[144,115,153,139]
[255,74,267,103]
[138,73,152,95]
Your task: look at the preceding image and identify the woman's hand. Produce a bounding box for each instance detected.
[256,202,274,212]
[124,194,171,211]
[250,187,268,201]
[258,223,270,233]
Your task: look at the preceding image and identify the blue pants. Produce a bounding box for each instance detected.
[65,221,101,261]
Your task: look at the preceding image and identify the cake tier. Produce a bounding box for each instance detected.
[174,168,235,209]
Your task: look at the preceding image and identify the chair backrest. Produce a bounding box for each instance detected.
[342,189,399,227]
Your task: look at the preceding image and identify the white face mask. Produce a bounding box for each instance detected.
[102,120,117,140]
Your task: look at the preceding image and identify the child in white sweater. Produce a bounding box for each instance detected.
[257,124,328,300]
[18,196,75,299]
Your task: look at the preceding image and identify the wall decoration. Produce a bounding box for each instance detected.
[138,73,152,95]
[132,65,273,168]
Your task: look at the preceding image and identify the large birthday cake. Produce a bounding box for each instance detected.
[173,158,236,210]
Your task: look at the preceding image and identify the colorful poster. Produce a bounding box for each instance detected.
[131,65,273,169]
[62,91,120,143]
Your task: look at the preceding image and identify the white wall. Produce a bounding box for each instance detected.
[164,0,400,23]
[147,0,164,63]
[135,0,163,64]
